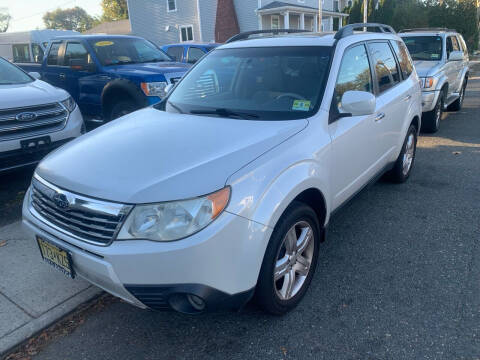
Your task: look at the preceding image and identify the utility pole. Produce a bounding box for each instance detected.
[318,0,322,32]
[363,0,368,23]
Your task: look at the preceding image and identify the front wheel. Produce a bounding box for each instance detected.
[386,125,417,183]
[448,81,466,111]
[422,91,443,133]
[256,202,320,315]
[109,100,139,121]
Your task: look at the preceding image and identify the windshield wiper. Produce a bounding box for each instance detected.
[190,108,259,120]
[140,58,168,63]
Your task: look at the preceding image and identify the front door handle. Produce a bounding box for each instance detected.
[59,73,66,80]
[404,94,412,101]
[375,113,385,122]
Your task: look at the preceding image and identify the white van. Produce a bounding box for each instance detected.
[0,30,79,63]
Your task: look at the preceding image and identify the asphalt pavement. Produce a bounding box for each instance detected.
[3,72,480,360]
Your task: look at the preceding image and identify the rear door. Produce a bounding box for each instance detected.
[329,43,384,209]
[445,36,459,96]
[42,41,66,89]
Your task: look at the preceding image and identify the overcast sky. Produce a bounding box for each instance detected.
[0,0,103,32]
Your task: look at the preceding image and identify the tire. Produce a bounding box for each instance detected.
[421,90,443,133]
[387,125,417,183]
[109,100,139,121]
[448,81,466,112]
[256,202,321,315]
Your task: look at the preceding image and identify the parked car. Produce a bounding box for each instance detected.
[23,24,422,315]
[399,28,469,133]
[0,57,84,172]
[162,43,220,64]
[0,30,79,64]
[18,35,190,121]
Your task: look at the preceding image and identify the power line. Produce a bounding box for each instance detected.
[9,0,76,23]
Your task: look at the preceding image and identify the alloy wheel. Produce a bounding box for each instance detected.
[274,221,315,301]
[402,133,415,176]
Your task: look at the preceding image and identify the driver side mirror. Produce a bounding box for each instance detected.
[340,90,376,116]
[448,50,463,61]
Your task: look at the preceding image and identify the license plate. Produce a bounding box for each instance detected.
[20,136,51,152]
[36,236,75,278]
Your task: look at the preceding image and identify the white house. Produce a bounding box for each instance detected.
[127,0,349,45]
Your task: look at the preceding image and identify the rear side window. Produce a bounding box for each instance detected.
[32,44,44,63]
[335,44,373,106]
[64,42,90,66]
[167,46,183,61]
[368,42,400,94]
[47,42,62,65]
[390,40,413,79]
[446,36,460,57]
[187,47,205,64]
[457,35,467,53]
[12,44,30,62]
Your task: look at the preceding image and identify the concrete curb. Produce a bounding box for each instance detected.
[0,286,103,357]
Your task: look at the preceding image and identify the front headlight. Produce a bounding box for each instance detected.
[117,187,231,242]
[421,77,436,89]
[141,81,168,98]
[61,96,76,112]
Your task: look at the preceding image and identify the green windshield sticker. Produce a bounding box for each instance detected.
[292,100,311,111]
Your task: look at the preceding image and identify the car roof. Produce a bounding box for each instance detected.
[218,31,400,49]
[399,31,458,37]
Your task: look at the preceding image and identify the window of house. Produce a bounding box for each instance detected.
[180,26,194,42]
[167,46,184,61]
[167,0,177,12]
[31,44,44,63]
[271,15,280,30]
[390,40,413,80]
[47,42,62,66]
[187,47,205,64]
[64,42,90,66]
[335,44,373,107]
[368,42,400,94]
[12,44,30,63]
[334,0,339,11]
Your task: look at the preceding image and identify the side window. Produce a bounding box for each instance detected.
[446,36,459,57]
[335,44,373,107]
[12,44,31,62]
[167,46,183,61]
[32,44,44,63]
[187,47,205,64]
[47,42,62,66]
[368,42,400,94]
[451,36,460,51]
[64,42,90,66]
[391,40,413,79]
[180,26,194,42]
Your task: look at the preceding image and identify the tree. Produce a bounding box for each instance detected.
[101,0,128,21]
[0,9,11,32]
[347,0,363,23]
[43,7,95,32]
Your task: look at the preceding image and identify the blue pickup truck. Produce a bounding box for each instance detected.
[19,35,190,121]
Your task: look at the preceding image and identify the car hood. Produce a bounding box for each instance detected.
[36,108,307,204]
[413,60,442,77]
[105,61,191,77]
[0,80,68,109]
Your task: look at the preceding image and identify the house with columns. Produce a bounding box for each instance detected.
[127,0,350,46]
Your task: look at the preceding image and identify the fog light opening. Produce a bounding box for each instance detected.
[168,293,206,314]
[187,294,206,312]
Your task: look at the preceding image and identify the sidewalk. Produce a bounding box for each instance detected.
[0,221,102,357]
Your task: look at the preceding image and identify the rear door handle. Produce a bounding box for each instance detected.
[375,113,385,122]
[404,95,412,101]
[59,73,66,80]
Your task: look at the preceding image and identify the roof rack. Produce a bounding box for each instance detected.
[334,23,395,40]
[398,27,456,33]
[226,29,310,43]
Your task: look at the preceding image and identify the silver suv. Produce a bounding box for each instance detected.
[399,28,469,133]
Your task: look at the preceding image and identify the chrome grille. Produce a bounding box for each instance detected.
[0,103,68,141]
[30,175,132,246]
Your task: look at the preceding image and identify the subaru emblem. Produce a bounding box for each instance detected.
[52,193,69,209]
[16,112,37,121]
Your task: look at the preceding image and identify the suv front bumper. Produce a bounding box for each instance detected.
[22,189,270,313]
[421,90,441,112]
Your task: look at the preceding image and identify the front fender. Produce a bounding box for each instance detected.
[456,66,469,92]
[101,78,147,118]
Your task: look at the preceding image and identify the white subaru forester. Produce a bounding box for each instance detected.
[23,24,422,315]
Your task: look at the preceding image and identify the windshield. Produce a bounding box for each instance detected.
[0,57,33,85]
[88,38,172,66]
[163,46,332,120]
[402,36,443,61]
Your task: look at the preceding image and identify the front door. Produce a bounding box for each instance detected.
[329,43,385,209]
[42,42,66,90]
